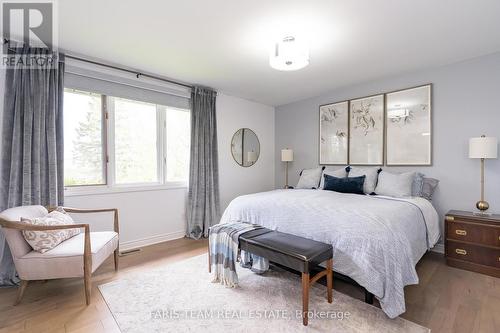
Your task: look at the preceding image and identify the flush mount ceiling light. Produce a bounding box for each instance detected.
[269,35,309,71]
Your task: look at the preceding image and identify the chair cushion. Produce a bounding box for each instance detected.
[15,231,118,280]
[0,205,48,258]
[22,208,81,253]
[0,205,48,221]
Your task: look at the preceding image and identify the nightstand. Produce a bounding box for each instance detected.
[445,210,500,278]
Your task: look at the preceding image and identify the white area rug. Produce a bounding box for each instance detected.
[98,254,429,333]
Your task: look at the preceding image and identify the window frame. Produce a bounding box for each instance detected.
[64,89,190,197]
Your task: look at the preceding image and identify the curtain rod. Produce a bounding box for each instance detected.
[65,54,193,89]
[2,39,193,90]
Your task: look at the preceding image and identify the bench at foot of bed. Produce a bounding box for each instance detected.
[238,229,333,326]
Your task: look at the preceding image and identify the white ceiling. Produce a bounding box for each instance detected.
[58,0,500,106]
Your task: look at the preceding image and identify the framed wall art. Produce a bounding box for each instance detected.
[348,94,384,165]
[319,101,349,164]
[385,84,432,165]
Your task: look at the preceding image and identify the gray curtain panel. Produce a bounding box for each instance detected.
[0,47,65,286]
[187,86,220,239]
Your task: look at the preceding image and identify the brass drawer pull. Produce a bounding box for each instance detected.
[455,248,467,255]
[455,229,467,236]
[445,215,455,222]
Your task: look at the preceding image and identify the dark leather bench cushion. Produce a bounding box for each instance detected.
[239,229,332,273]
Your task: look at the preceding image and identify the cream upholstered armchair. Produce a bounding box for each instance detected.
[0,205,119,305]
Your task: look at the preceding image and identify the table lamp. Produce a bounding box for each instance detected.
[469,135,498,213]
[281,148,293,188]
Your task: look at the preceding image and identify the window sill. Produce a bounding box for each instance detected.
[64,183,188,197]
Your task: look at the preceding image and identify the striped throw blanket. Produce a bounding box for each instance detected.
[209,222,263,287]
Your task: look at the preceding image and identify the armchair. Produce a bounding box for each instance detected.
[0,205,120,305]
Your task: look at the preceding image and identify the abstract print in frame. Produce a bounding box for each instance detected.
[385,84,432,165]
[319,101,348,164]
[349,94,384,165]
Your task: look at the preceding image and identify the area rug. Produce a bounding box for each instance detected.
[98,254,429,333]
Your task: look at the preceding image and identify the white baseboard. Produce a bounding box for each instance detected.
[430,242,444,254]
[120,230,186,251]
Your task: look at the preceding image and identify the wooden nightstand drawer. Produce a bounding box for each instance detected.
[447,220,500,247]
[446,241,500,268]
[445,210,500,277]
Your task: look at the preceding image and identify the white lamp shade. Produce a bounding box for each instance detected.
[281,149,293,162]
[469,136,498,159]
[247,151,257,163]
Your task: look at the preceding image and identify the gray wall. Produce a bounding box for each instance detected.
[275,52,500,240]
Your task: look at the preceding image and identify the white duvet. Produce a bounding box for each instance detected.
[220,189,440,318]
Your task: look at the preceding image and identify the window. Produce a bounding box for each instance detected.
[165,107,190,182]
[64,90,105,186]
[113,97,158,184]
[63,89,190,190]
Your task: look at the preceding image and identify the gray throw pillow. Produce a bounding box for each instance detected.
[412,172,425,196]
[348,166,381,194]
[319,166,349,189]
[421,178,439,201]
[296,167,323,189]
[375,171,415,197]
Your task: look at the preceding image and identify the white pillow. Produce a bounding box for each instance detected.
[375,171,416,197]
[296,167,323,189]
[319,166,348,189]
[22,208,80,253]
[348,166,381,194]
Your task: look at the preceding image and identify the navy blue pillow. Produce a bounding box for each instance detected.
[323,174,365,195]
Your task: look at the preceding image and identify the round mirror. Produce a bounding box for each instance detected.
[231,128,260,167]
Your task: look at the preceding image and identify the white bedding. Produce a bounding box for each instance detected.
[220,189,440,318]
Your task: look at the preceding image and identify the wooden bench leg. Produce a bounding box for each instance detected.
[327,259,333,303]
[302,272,310,326]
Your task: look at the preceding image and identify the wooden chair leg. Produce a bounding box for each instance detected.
[83,225,92,305]
[327,259,333,303]
[302,272,310,326]
[114,249,119,271]
[14,280,28,306]
[84,274,91,306]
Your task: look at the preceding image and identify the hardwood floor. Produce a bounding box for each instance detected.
[0,238,498,333]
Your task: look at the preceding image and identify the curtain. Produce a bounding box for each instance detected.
[0,47,65,286]
[187,86,220,239]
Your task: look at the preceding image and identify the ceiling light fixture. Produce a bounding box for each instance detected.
[270,35,309,71]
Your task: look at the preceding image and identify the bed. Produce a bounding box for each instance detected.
[219,189,440,318]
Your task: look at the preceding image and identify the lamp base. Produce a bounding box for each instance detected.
[476,200,490,211]
[473,201,491,216]
[473,211,492,217]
